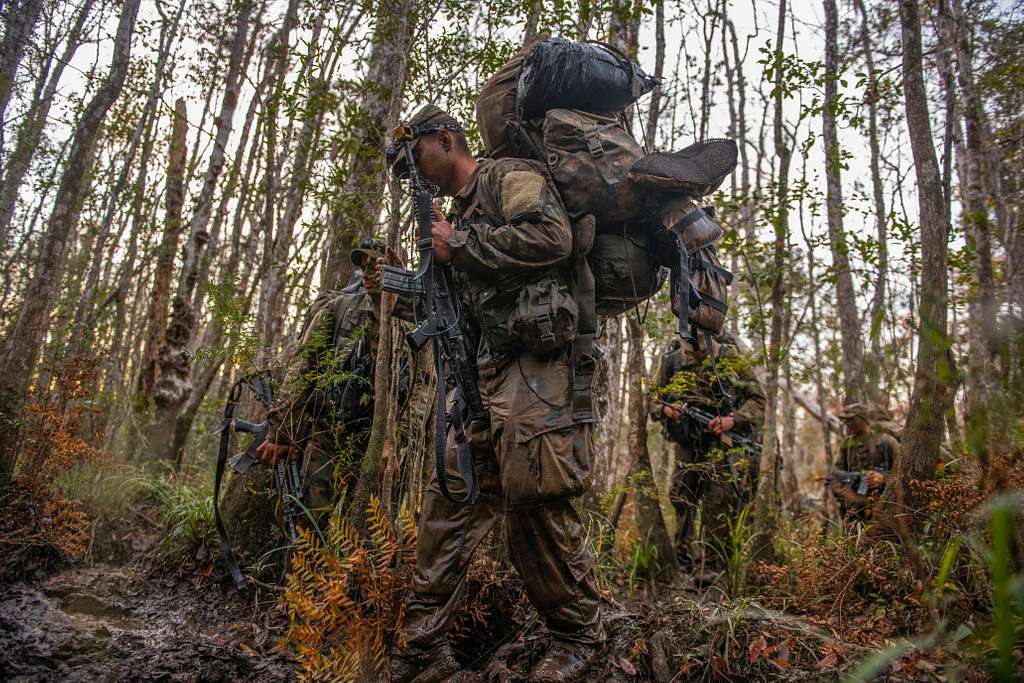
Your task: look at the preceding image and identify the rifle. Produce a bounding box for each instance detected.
[379,131,484,505]
[213,371,302,589]
[819,469,882,497]
[655,398,762,455]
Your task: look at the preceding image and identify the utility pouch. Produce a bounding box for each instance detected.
[479,278,578,355]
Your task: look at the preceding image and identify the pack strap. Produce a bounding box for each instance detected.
[691,253,734,284]
[569,233,599,423]
[671,208,708,235]
[214,379,248,591]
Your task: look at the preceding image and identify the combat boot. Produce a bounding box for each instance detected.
[388,642,460,683]
[628,138,738,195]
[530,640,602,683]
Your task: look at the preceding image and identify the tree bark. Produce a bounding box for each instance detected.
[322,0,418,291]
[854,0,890,398]
[150,0,253,461]
[754,0,790,536]
[884,0,954,519]
[347,0,417,527]
[137,98,189,404]
[0,0,46,157]
[626,316,676,577]
[823,0,867,404]
[0,0,141,489]
[937,0,1001,470]
[67,0,188,360]
[0,0,94,247]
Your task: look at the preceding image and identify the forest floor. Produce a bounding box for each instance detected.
[0,464,1009,682]
[0,546,991,683]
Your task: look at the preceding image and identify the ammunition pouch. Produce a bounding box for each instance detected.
[479,277,578,356]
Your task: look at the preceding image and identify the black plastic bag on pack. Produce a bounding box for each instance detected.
[516,37,660,121]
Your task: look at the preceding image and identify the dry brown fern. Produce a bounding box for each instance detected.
[282,497,417,681]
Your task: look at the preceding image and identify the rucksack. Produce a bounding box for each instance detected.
[476,37,734,338]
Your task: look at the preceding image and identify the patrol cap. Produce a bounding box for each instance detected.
[350,237,385,268]
[837,402,871,421]
[386,104,464,178]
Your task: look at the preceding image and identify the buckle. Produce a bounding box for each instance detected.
[392,124,415,143]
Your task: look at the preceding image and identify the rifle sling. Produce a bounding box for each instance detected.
[214,381,248,591]
[434,337,479,504]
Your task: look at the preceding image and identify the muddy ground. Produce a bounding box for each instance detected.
[0,565,292,682]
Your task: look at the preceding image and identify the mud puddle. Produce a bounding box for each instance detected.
[0,565,292,682]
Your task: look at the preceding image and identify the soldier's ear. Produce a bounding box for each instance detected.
[437,129,452,153]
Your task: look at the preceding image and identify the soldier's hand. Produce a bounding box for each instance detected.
[383,245,403,267]
[865,470,886,489]
[662,404,683,421]
[430,206,453,263]
[708,415,736,436]
[255,440,295,467]
[364,268,381,296]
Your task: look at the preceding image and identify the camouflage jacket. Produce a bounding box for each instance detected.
[266,286,377,447]
[446,157,575,363]
[651,337,765,446]
[838,431,899,473]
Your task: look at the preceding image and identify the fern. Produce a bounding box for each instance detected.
[281,497,417,681]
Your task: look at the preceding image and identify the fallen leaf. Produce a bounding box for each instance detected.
[618,657,637,676]
[815,652,838,670]
[749,636,768,663]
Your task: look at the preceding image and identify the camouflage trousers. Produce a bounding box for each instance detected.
[300,428,368,527]
[670,439,759,570]
[402,352,605,650]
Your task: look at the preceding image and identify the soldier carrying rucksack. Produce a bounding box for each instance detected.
[384,35,740,683]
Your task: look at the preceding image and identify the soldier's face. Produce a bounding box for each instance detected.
[844,416,868,436]
[412,133,459,195]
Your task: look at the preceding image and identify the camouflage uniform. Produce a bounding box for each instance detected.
[838,431,898,473]
[832,403,899,520]
[652,336,764,569]
[266,276,379,520]
[400,148,605,654]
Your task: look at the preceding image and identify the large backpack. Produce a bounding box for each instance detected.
[476,36,733,337]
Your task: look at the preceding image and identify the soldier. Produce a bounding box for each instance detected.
[384,105,605,683]
[255,239,388,521]
[652,334,764,576]
[828,402,898,520]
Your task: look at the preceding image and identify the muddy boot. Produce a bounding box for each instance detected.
[530,640,601,683]
[388,642,460,683]
[628,138,738,195]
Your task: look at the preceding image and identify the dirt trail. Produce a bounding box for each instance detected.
[0,565,291,682]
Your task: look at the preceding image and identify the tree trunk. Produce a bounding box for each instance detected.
[854,0,890,398]
[137,98,189,404]
[754,0,790,538]
[626,316,676,577]
[937,0,1001,471]
[256,0,323,360]
[322,0,417,291]
[67,0,188,360]
[823,0,867,404]
[0,0,45,156]
[347,0,417,527]
[0,0,94,247]
[0,0,141,489]
[884,0,954,521]
[150,0,253,461]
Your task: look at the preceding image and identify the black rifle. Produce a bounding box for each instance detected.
[820,469,880,497]
[213,371,301,589]
[656,398,762,455]
[379,133,484,505]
